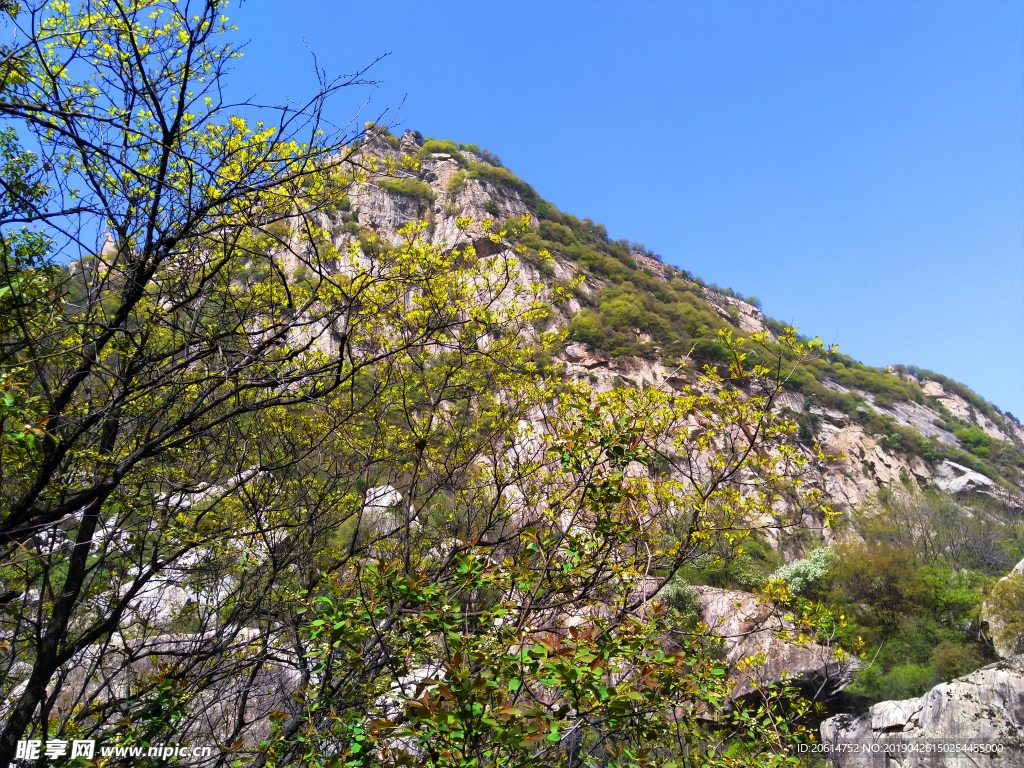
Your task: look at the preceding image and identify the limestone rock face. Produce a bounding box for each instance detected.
[699,287,769,335]
[36,629,303,746]
[348,181,423,245]
[883,398,957,445]
[398,129,421,154]
[695,586,858,702]
[819,655,1024,767]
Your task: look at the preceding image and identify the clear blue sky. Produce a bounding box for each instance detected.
[228,0,1023,417]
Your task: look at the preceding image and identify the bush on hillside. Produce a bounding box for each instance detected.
[539,219,576,245]
[987,572,1024,656]
[378,177,436,205]
[771,546,837,596]
[820,487,1023,704]
[419,138,466,165]
[466,162,538,206]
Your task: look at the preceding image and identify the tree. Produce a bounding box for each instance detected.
[0,2,852,766]
[985,572,1024,657]
[279,357,842,768]
[0,1,548,762]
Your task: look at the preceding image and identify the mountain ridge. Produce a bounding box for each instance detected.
[338,125,1024,518]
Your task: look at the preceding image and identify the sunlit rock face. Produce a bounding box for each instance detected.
[694,586,858,703]
[819,655,1024,767]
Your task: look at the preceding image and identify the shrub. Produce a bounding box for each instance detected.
[567,310,604,346]
[955,426,993,452]
[446,170,467,196]
[539,219,575,245]
[535,198,562,223]
[691,338,731,365]
[658,577,703,632]
[771,546,836,595]
[987,572,1024,655]
[830,542,929,634]
[599,291,646,331]
[873,393,894,409]
[466,162,538,206]
[378,177,436,206]
[483,199,500,217]
[931,641,984,682]
[419,138,466,165]
[853,664,933,701]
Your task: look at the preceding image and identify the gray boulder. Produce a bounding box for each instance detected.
[819,655,1024,766]
[694,586,858,702]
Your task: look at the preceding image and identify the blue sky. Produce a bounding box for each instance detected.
[229,0,1023,417]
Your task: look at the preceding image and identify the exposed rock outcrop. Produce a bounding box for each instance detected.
[699,287,770,335]
[819,655,1024,766]
[695,586,858,702]
[934,460,996,495]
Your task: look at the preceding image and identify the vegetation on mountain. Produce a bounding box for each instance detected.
[2,1,1021,765]
[985,572,1024,657]
[379,177,437,205]
[332,53,1024,768]
[488,193,1024,488]
[785,487,1020,704]
[420,139,467,166]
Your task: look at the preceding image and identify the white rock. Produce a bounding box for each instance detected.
[364,484,402,510]
[820,655,1024,767]
[694,585,858,702]
[934,460,994,494]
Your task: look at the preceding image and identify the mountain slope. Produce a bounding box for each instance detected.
[337,126,1024,525]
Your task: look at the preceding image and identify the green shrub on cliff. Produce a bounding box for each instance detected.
[378,177,436,205]
[466,162,538,206]
[419,138,466,164]
[986,572,1024,656]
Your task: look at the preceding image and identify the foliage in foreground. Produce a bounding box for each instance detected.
[0,3,862,767]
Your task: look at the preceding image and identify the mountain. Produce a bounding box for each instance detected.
[343,126,1024,524]
[334,127,1024,750]
[25,122,1023,765]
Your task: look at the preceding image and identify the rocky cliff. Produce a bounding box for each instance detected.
[316,128,1024,729]
[326,126,1024,537]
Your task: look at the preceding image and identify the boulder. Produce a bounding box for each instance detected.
[934,460,995,495]
[694,586,858,702]
[819,655,1024,766]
